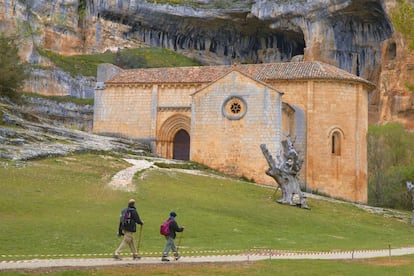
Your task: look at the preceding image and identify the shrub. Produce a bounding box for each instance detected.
[0,33,30,101]
[368,123,414,209]
[391,0,414,50]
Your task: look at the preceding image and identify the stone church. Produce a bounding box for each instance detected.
[93,62,375,203]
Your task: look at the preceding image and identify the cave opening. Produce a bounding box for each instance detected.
[356,55,360,76]
[260,29,306,62]
[205,28,306,63]
[280,31,305,58]
[116,12,307,64]
[384,40,397,62]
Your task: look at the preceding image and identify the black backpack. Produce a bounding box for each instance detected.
[120,207,132,229]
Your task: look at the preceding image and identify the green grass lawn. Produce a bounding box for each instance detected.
[135,170,414,254]
[1,153,414,274]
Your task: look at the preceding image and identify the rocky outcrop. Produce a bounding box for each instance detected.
[0,0,413,129]
[0,98,150,161]
[3,0,392,76]
[22,96,93,131]
[25,68,96,98]
[377,33,414,129]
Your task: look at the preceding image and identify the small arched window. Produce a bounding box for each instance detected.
[331,131,341,156]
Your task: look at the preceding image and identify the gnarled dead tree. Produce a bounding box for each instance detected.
[260,135,309,209]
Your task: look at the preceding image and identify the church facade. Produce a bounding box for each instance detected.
[93,62,375,203]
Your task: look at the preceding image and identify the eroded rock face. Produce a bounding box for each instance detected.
[0,0,413,129]
[22,96,94,131]
[0,98,150,161]
[252,0,392,78]
[3,0,392,76]
[24,68,96,98]
[377,33,414,129]
[84,0,392,78]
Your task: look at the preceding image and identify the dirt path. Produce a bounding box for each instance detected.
[108,159,153,191]
[107,158,225,191]
[2,247,414,271]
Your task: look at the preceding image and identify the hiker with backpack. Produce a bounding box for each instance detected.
[113,199,144,260]
[161,211,184,262]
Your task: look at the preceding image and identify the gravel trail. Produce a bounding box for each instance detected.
[2,247,414,271]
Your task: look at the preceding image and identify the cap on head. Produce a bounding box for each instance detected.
[170,211,177,217]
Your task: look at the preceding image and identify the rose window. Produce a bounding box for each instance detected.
[222,96,247,120]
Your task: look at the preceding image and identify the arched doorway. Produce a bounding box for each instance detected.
[156,114,191,159]
[173,129,190,160]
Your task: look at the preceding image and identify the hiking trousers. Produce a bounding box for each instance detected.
[115,231,138,257]
[162,236,177,257]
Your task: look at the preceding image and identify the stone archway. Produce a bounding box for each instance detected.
[156,114,191,159]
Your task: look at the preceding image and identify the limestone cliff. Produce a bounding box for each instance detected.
[0,0,412,129]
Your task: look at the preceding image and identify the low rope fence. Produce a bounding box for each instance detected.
[0,245,402,262]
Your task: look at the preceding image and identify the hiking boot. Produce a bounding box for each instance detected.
[161,257,170,262]
[133,255,141,260]
[174,253,181,260]
[113,254,122,260]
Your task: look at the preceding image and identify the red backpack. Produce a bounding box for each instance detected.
[160,219,172,236]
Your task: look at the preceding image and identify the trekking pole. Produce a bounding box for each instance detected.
[137,224,143,255]
[177,231,184,251]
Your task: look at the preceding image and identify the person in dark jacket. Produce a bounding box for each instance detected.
[161,211,184,261]
[114,199,144,260]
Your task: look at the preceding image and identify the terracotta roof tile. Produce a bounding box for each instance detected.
[107,62,374,88]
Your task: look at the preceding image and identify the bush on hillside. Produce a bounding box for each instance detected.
[391,0,414,50]
[38,47,200,77]
[391,0,414,93]
[368,123,414,209]
[115,49,148,68]
[0,34,30,101]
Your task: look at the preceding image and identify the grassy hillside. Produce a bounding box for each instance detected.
[1,153,413,261]
[37,47,201,77]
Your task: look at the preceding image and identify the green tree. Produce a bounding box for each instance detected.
[391,0,414,92]
[0,33,29,101]
[391,0,414,50]
[368,123,414,209]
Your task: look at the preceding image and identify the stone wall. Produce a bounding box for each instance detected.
[157,85,194,107]
[93,84,154,138]
[191,71,283,184]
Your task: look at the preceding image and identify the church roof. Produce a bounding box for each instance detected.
[106,61,374,88]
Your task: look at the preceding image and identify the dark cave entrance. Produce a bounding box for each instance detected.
[264,30,306,60]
